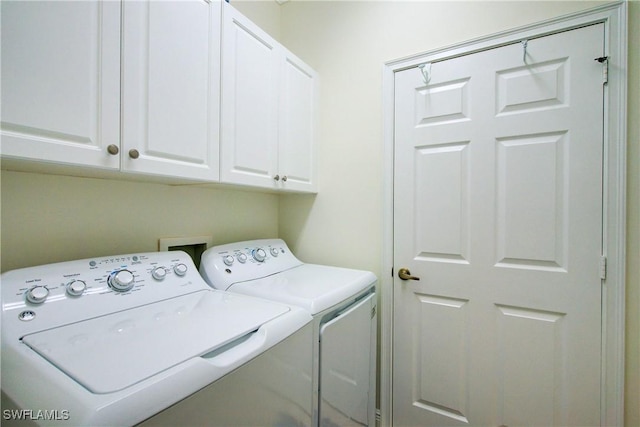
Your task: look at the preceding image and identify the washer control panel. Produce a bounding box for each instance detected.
[217,245,285,268]
[1,251,207,334]
[200,239,303,290]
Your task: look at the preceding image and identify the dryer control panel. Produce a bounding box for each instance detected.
[1,251,210,335]
[200,239,303,290]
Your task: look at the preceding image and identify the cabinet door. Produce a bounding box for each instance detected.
[278,51,318,193]
[122,0,221,181]
[0,1,120,169]
[220,3,280,189]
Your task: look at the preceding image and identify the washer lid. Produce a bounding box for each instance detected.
[228,264,377,315]
[21,290,289,394]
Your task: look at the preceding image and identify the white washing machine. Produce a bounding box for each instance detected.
[1,251,313,426]
[200,239,377,427]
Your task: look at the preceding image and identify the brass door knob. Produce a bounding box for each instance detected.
[128,149,140,159]
[398,268,420,281]
[107,144,119,155]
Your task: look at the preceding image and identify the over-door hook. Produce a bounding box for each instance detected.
[418,62,432,85]
[521,39,528,64]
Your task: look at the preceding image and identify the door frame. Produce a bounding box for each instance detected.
[380,2,627,426]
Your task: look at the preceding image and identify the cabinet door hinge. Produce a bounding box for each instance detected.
[595,56,609,84]
[600,256,607,280]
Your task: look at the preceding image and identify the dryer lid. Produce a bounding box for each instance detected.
[228,264,377,315]
[21,290,289,394]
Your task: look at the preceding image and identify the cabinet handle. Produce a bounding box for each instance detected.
[128,149,140,159]
[107,144,119,155]
[273,175,280,181]
[282,175,288,182]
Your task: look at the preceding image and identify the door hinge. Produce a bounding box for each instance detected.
[595,56,609,85]
[600,256,607,280]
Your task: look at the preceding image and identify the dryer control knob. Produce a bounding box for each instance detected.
[252,248,267,262]
[108,269,135,292]
[237,253,248,263]
[66,280,87,296]
[152,267,167,281]
[223,255,235,266]
[26,286,49,304]
[270,247,279,257]
[173,263,188,276]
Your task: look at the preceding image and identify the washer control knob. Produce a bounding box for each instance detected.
[270,247,279,257]
[223,255,235,266]
[173,263,188,276]
[237,253,248,263]
[26,286,49,304]
[252,248,267,262]
[66,280,87,296]
[108,269,135,292]
[152,267,167,281]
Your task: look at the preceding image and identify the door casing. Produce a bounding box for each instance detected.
[381,2,627,426]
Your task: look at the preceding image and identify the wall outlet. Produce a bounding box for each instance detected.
[158,236,214,270]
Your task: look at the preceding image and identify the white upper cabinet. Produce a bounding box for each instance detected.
[220,3,317,192]
[2,0,316,190]
[278,51,318,192]
[122,0,221,181]
[1,1,121,169]
[1,0,221,182]
[220,4,280,189]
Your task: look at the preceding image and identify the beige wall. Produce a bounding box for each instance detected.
[0,171,280,270]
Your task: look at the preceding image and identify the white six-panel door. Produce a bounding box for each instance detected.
[393,24,604,426]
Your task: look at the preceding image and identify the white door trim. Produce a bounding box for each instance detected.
[380,2,627,426]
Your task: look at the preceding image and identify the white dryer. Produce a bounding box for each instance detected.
[200,239,377,427]
[1,251,313,426]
